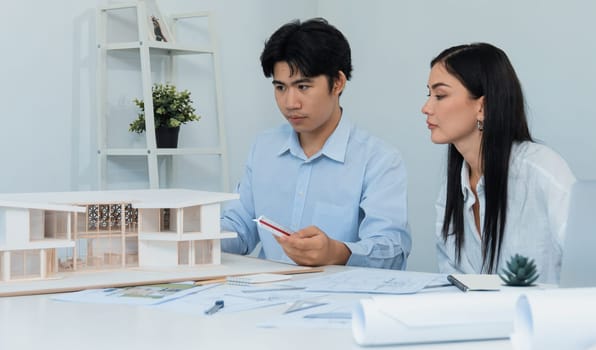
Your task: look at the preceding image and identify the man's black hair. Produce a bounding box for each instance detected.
[260,18,352,91]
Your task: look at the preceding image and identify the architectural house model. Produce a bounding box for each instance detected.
[0,189,238,283]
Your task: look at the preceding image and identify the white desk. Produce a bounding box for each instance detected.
[0,257,512,350]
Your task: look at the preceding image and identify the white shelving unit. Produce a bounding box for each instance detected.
[96,2,229,191]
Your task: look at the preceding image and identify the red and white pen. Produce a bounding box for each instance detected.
[253,215,294,237]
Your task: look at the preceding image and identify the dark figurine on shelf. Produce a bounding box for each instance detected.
[151,16,167,42]
[499,254,540,286]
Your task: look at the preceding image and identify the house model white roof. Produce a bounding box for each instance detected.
[0,189,238,282]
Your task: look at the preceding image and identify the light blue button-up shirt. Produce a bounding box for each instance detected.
[221,117,411,269]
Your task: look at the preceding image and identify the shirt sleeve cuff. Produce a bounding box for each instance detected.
[344,241,406,269]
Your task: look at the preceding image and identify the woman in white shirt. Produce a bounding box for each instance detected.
[421,43,576,283]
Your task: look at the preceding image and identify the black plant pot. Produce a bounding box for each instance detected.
[155,126,180,148]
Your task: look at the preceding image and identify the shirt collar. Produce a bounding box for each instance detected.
[460,160,485,201]
[276,116,351,163]
[460,162,470,201]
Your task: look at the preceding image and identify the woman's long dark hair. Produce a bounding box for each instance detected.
[433,43,533,273]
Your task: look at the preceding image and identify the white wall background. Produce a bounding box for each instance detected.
[1,0,594,272]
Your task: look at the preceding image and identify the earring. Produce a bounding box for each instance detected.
[477,120,484,131]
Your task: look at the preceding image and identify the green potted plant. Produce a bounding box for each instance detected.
[499,254,540,286]
[129,83,200,148]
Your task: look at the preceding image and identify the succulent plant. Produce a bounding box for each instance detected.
[499,254,539,286]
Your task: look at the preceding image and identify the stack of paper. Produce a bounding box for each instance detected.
[352,292,520,346]
[226,273,291,285]
[511,288,596,349]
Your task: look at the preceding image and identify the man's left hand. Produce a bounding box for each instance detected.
[274,225,350,266]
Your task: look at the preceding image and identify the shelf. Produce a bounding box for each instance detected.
[100,2,138,11]
[97,7,229,190]
[154,147,223,155]
[103,41,213,55]
[100,147,224,156]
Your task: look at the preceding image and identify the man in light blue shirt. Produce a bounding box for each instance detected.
[221,18,411,269]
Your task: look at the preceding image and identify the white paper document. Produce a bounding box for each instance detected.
[151,283,325,316]
[511,288,596,350]
[293,268,444,294]
[352,291,521,346]
[52,278,318,315]
[227,273,292,285]
[52,281,201,305]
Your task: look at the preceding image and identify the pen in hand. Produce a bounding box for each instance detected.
[204,300,224,315]
[253,215,294,237]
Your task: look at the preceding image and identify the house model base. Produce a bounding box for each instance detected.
[0,189,238,283]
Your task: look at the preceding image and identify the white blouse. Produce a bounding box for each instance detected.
[435,141,576,284]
